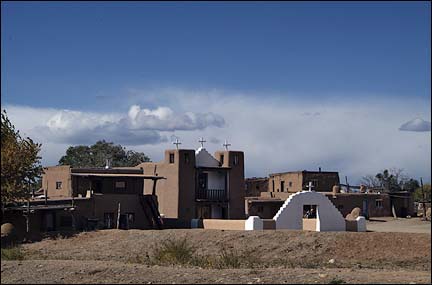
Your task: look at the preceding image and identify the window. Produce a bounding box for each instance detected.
[272,180,275,192]
[56,181,62,190]
[288,181,293,187]
[280,181,285,192]
[104,213,115,229]
[220,155,224,165]
[126,212,135,224]
[184,153,190,164]
[375,199,383,208]
[233,155,239,165]
[169,153,175,163]
[115,181,126,189]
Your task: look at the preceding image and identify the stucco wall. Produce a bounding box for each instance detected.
[273,191,346,231]
[42,166,72,198]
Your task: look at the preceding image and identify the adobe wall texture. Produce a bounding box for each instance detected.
[42,165,72,198]
[245,177,269,197]
[268,171,339,193]
[139,151,180,219]
[215,150,245,219]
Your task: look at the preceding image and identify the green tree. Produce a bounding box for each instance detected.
[58,140,151,168]
[373,168,419,193]
[1,110,43,207]
[413,183,431,203]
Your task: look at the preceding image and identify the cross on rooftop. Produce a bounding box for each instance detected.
[172,138,181,150]
[198,137,206,148]
[223,140,231,151]
[306,181,315,191]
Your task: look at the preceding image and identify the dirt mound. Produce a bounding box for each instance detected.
[22,229,431,270]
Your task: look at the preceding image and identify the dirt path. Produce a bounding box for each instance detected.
[367,217,431,234]
[2,260,430,284]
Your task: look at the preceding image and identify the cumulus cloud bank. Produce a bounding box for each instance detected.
[4,89,431,183]
[399,118,431,132]
[6,105,225,145]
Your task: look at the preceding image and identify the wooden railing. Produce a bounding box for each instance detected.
[196,188,227,201]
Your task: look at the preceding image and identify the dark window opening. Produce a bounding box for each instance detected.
[281,181,285,192]
[220,154,224,165]
[288,181,293,187]
[104,213,115,229]
[375,199,383,208]
[56,181,62,189]
[169,153,175,164]
[303,205,317,219]
[233,155,239,165]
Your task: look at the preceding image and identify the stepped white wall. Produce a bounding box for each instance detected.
[273,191,346,231]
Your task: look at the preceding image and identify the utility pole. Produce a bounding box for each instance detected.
[420,177,426,221]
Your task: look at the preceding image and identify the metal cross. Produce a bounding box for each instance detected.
[172,138,181,149]
[223,139,231,151]
[306,181,314,191]
[198,137,206,148]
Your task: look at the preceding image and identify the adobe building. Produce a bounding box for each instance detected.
[268,169,340,193]
[245,177,269,197]
[2,166,164,241]
[245,169,414,219]
[138,143,245,221]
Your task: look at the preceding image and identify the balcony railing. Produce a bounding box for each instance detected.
[196,188,227,201]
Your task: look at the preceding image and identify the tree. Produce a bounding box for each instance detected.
[371,168,419,193]
[413,183,431,203]
[58,140,151,168]
[1,110,43,207]
[360,175,381,188]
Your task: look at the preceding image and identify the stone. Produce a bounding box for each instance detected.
[350,208,362,218]
[328,259,335,264]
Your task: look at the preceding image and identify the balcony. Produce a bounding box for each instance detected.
[196,188,227,201]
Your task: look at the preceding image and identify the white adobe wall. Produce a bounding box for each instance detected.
[273,191,346,232]
[195,147,220,167]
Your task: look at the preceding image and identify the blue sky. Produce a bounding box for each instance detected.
[1,2,431,182]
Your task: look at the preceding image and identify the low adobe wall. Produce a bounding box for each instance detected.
[191,219,245,230]
[302,219,317,231]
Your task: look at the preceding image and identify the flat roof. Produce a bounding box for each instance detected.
[71,168,143,174]
[269,170,339,176]
[71,173,165,179]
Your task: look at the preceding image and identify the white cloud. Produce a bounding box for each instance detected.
[399,118,431,132]
[4,89,431,184]
[4,104,225,146]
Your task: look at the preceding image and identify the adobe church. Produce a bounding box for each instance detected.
[138,138,245,221]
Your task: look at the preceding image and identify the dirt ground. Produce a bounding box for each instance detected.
[367,217,431,234]
[1,229,431,284]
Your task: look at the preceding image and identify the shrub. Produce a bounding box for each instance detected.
[1,246,25,260]
[153,238,195,265]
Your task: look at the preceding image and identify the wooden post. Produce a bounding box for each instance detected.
[152,179,158,196]
[26,200,30,234]
[116,203,121,229]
